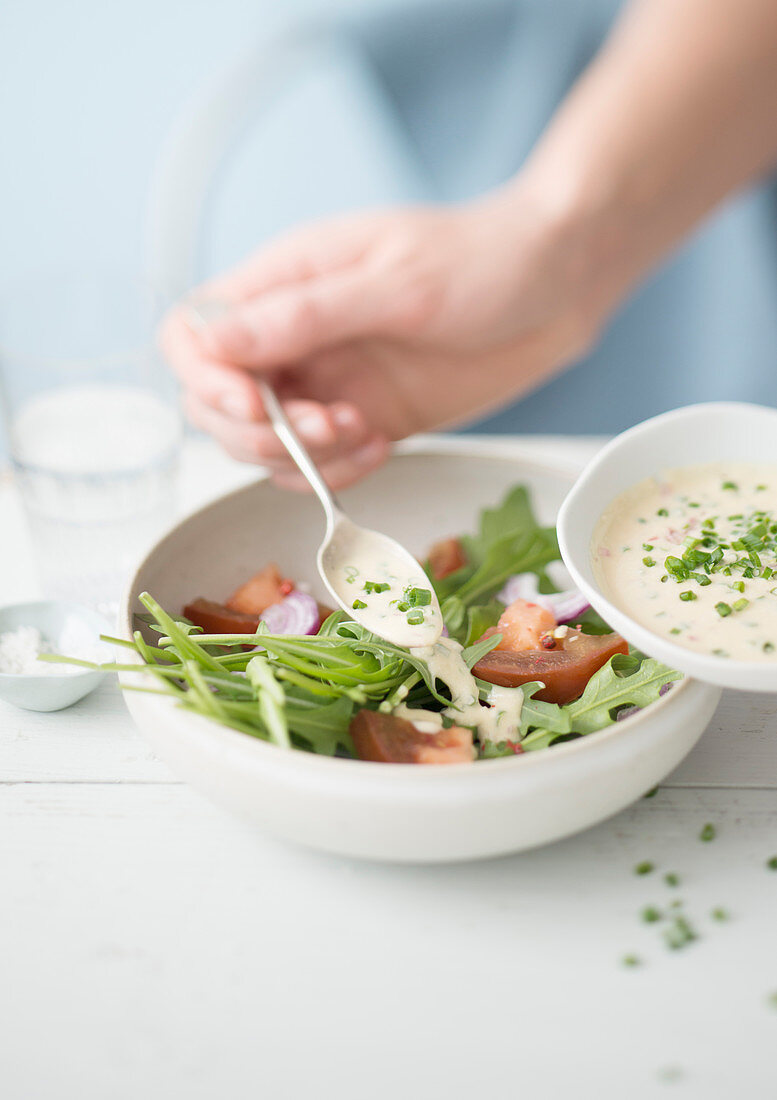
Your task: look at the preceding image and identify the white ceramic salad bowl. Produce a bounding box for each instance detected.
[558,402,777,693]
[120,445,720,862]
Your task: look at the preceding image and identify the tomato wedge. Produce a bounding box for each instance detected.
[350,710,473,764]
[183,598,259,635]
[427,537,467,580]
[226,564,292,615]
[472,628,628,704]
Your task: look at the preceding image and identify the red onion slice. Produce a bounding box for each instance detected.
[260,591,320,635]
[497,572,590,623]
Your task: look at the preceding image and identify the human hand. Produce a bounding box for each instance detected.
[160,186,605,489]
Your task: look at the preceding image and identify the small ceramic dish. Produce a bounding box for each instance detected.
[0,601,112,712]
[557,402,777,693]
[118,444,721,863]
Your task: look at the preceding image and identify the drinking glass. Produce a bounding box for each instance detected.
[0,273,182,614]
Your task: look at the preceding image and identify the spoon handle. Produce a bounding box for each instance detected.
[257,379,342,531]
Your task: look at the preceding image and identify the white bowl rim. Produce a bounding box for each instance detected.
[119,444,700,780]
[0,599,110,682]
[556,401,777,686]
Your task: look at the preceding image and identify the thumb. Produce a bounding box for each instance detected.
[190,270,383,369]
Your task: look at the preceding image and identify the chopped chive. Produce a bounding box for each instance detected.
[690,572,711,586]
[700,822,716,842]
[404,586,432,607]
[732,598,749,612]
[352,599,367,610]
[642,906,662,923]
[764,642,775,654]
[363,580,390,594]
[396,601,410,613]
[663,915,698,951]
[406,609,424,626]
[669,628,681,635]
[664,872,680,887]
[657,508,669,517]
[679,591,696,602]
[642,543,654,551]
[715,602,732,617]
[622,955,641,968]
[634,861,655,876]
[732,581,745,593]
[722,481,738,491]
[643,556,656,568]
[711,907,729,922]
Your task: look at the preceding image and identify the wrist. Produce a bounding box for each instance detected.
[469,164,634,339]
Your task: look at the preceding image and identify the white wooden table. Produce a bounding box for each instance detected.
[2,437,776,1100]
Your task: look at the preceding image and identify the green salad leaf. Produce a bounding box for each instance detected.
[563,657,682,735]
[479,654,682,756]
[431,485,558,640]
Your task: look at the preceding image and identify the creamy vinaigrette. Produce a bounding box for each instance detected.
[391,638,526,746]
[593,462,777,661]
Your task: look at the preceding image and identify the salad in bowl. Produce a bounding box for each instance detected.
[103,484,680,765]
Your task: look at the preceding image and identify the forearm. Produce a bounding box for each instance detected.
[505,0,777,318]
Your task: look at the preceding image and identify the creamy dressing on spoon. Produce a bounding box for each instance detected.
[326,524,443,648]
[593,462,777,661]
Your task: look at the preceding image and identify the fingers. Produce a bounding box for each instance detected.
[159,309,264,420]
[194,269,383,369]
[271,436,389,492]
[193,216,373,305]
[184,392,373,468]
[184,388,388,489]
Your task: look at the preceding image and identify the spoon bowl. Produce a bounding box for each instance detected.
[318,514,443,647]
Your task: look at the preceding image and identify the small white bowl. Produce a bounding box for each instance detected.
[0,601,111,712]
[118,446,721,862]
[557,402,777,693]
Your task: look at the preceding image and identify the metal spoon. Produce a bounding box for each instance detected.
[185,302,442,648]
[257,382,444,647]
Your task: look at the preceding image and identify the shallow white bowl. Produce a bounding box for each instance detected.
[557,402,777,693]
[0,601,110,711]
[120,445,720,862]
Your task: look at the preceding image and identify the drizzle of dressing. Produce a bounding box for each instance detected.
[399,637,526,746]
